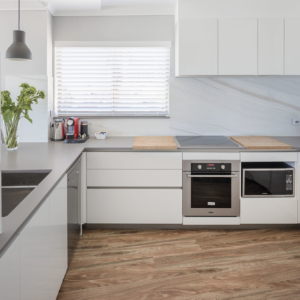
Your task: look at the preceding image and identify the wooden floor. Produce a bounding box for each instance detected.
[57,228,300,300]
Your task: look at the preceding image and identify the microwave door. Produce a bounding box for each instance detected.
[244,169,287,196]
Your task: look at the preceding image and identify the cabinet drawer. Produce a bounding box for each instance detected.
[241,152,297,162]
[240,198,297,224]
[87,189,182,224]
[87,170,182,187]
[183,152,240,161]
[87,152,182,170]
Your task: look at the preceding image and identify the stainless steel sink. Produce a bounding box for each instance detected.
[2,170,51,217]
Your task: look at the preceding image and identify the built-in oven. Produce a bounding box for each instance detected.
[183,161,240,217]
[242,162,294,197]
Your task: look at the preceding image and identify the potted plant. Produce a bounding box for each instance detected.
[1,83,45,150]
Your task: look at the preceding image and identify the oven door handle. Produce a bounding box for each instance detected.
[187,174,238,178]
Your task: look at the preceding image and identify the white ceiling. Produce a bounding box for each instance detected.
[101,0,176,6]
[45,0,102,11]
[0,0,176,15]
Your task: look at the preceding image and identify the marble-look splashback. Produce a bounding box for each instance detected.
[83,76,300,137]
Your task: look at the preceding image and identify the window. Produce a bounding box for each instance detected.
[54,47,170,117]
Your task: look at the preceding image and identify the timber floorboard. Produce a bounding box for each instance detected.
[57,229,300,300]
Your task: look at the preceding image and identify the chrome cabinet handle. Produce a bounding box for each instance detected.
[187,174,238,178]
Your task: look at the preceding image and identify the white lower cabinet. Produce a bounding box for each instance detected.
[87,189,182,224]
[20,198,51,300]
[240,198,298,224]
[19,174,67,300]
[87,170,182,187]
[0,236,20,300]
[49,175,68,300]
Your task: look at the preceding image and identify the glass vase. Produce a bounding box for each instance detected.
[3,120,19,151]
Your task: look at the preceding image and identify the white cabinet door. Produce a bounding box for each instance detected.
[87,152,182,170]
[241,198,298,224]
[219,18,257,75]
[285,18,300,75]
[20,198,51,300]
[0,236,20,300]
[241,152,297,162]
[87,189,182,224]
[87,170,182,187]
[258,18,284,75]
[175,18,218,76]
[49,175,68,300]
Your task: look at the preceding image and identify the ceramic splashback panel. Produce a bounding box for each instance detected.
[83,76,300,137]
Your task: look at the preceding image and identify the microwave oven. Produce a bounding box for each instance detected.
[242,162,294,197]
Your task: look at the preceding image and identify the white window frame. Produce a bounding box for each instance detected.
[54,41,171,117]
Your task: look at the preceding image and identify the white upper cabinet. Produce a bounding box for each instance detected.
[285,18,300,75]
[175,18,218,76]
[175,0,300,76]
[258,18,284,75]
[219,18,257,75]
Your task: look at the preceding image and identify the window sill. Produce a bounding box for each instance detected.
[54,115,170,119]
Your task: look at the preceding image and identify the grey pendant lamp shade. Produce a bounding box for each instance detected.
[6,0,32,61]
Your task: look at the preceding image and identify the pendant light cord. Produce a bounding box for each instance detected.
[18,0,20,30]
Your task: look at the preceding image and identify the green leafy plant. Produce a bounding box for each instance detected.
[1,83,45,149]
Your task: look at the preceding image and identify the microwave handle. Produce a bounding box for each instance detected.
[187,174,238,178]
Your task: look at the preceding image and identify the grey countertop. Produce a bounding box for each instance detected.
[1,135,300,256]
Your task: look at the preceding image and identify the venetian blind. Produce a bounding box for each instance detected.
[54,47,170,117]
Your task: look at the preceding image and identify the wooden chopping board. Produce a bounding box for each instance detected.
[133,136,177,150]
[230,136,292,149]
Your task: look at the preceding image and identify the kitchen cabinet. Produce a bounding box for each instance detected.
[285,18,300,75]
[175,18,218,76]
[258,18,284,75]
[49,175,68,300]
[0,236,20,300]
[87,170,182,187]
[20,175,67,300]
[240,152,297,162]
[219,18,257,75]
[87,152,182,170]
[87,189,182,224]
[240,198,298,224]
[20,198,51,300]
[183,152,240,161]
[87,152,183,224]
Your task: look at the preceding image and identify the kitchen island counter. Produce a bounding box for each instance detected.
[1,135,300,256]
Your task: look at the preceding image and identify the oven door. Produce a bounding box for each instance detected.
[183,172,240,217]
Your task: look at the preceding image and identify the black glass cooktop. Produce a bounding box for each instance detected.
[175,136,243,148]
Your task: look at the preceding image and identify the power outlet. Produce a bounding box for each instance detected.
[293,119,300,126]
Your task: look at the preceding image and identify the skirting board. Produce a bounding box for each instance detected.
[183,217,241,225]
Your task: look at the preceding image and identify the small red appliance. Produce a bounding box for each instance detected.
[66,117,79,138]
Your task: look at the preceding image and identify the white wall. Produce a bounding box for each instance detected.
[0,10,50,142]
[53,15,300,137]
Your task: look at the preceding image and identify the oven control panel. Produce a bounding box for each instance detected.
[191,163,231,172]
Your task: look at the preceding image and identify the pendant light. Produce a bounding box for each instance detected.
[6,0,32,61]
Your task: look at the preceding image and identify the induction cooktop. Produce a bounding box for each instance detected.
[175,136,244,148]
